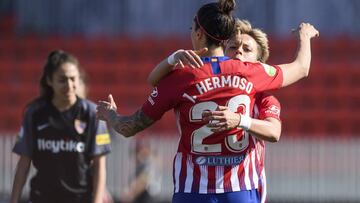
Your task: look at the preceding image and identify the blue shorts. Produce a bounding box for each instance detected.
[172,189,260,203]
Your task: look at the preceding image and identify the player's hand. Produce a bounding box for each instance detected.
[174,47,208,68]
[202,106,241,132]
[293,22,319,39]
[96,94,117,121]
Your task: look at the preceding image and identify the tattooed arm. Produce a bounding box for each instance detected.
[96,95,154,137]
[108,109,154,137]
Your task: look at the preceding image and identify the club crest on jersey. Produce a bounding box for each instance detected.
[150,87,158,97]
[147,87,158,106]
[236,104,246,115]
[74,119,87,134]
[260,63,277,77]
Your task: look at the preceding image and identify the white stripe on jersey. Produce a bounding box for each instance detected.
[184,155,194,193]
[252,135,261,162]
[174,149,263,193]
[175,109,182,136]
[244,151,252,189]
[174,153,182,193]
[230,164,241,191]
[199,165,208,194]
[253,104,260,118]
[215,166,224,193]
[251,147,259,188]
[260,169,267,203]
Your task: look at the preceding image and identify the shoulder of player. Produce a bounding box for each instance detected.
[256,93,281,106]
[162,66,201,81]
[77,98,97,112]
[225,59,276,69]
[221,58,257,70]
[24,98,48,117]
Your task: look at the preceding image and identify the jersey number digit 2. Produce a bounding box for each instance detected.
[190,95,250,154]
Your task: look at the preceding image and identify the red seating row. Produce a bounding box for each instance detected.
[0,36,359,137]
[3,36,360,64]
[1,59,359,87]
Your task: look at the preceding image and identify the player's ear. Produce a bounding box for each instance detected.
[46,76,53,87]
[197,29,204,39]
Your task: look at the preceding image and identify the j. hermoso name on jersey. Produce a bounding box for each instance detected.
[196,75,254,95]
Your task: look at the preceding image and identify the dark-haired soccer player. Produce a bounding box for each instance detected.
[10,50,111,203]
[97,0,318,202]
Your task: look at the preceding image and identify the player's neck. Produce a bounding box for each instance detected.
[52,95,77,112]
[202,46,225,57]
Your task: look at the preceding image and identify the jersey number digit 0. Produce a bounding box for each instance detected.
[190,95,250,154]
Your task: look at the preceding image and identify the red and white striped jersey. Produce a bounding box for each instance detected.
[142,58,283,194]
[252,93,281,202]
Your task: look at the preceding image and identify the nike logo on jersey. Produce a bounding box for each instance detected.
[37,123,50,131]
[182,93,196,103]
[195,75,253,95]
[265,105,281,116]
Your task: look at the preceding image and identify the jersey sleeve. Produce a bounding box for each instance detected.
[13,109,34,158]
[244,62,283,92]
[257,94,281,121]
[90,120,111,156]
[142,69,187,121]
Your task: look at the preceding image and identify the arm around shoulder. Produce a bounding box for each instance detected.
[96,95,155,138]
[248,117,281,142]
[278,23,319,87]
[108,109,155,138]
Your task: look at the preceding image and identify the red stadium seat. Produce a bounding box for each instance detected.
[0,106,23,132]
[0,60,17,83]
[88,83,151,108]
[15,60,43,84]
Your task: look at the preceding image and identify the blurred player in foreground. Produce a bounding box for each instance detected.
[120,140,156,203]
[97,0,318,202]
[10,50,111,203]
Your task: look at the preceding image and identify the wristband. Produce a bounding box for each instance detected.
[167,49,183,65]
[238,115,252,131]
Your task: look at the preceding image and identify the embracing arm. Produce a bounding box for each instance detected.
[147,48,207,86]
[107,109,155,138]
[10,155,31,203]
[147,58,175,86]
[278,23,319,87]
[203,106,281,142]
[247,117,281,142]
[96,95,154,138]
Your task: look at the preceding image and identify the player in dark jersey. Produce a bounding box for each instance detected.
[10,50,111,203]
[97,1,318,202]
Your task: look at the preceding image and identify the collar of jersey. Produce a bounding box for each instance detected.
[200,56,230,63]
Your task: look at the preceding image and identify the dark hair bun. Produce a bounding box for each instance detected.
[47,50,64,61]
[219,0,236,14]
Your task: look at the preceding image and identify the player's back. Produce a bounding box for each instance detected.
[172,58,282,156]
[142,57,283,194]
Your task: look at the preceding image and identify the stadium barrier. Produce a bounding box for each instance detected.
[1,133,359,202]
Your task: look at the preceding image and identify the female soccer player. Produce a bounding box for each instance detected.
[10,50,111,203]
[97,0,318,202]
[148,19,317,203]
